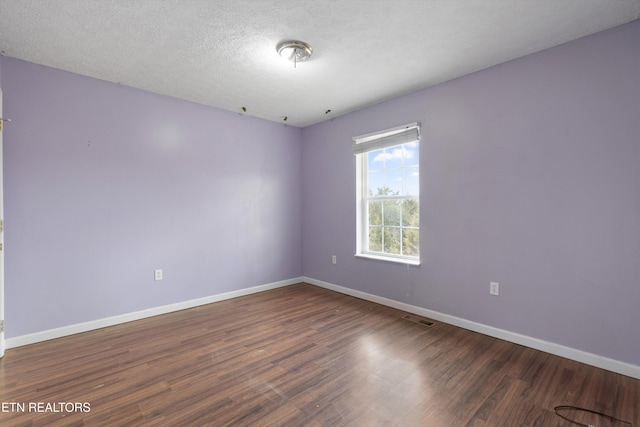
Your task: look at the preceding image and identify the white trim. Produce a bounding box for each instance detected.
[7,275,638,380]
[0,88,4,358]
[355,152,365,256]
[303,276,640,380]
[355,253,420,266]
[5,277,302,349]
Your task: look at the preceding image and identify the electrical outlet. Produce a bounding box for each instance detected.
[154,269,163,281]
[331,255,337,265]
[490,281,499,296]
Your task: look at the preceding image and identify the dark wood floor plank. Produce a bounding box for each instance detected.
[1,282,638,426]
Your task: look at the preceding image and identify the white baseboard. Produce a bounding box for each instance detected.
[5,277,303,349]
[303,276,640,380]
[6,276,638,380]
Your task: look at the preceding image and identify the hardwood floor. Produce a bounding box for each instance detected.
[0,283,637,426]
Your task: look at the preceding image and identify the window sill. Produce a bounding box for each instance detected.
[355,253,421,266]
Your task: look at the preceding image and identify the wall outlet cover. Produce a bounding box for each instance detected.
[490,281,499,296]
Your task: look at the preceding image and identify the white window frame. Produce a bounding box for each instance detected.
[353,122,421,265]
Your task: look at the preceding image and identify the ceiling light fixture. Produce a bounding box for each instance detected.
[276,40,313,68]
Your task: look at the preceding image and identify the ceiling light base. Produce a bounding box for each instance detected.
[276,40,313,66]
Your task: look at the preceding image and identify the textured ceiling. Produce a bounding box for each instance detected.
[1,0,639,127]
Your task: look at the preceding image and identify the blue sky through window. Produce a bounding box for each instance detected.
[367,142,419,196]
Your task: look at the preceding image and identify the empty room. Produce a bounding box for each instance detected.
[0,0,639,425]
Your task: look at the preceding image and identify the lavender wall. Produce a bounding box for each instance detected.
[1,58,302,338]
[302,21,640,365]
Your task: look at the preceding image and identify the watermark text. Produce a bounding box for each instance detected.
[2,401,91,413]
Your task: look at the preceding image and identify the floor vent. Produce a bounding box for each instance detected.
[402,314,435,327]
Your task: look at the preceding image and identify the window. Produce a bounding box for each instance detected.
[353,122,420,264]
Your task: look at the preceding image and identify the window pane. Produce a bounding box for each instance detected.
[383,200,401,226]
[357,126,420,262]
[368,200,382,226]
[384,147,403,169]
[402,199,419,227]
[403,228,420,256]
[403,167,419,196]
[385,169,402,195]
[368,226,382,252]
[368,170,385,195]
[404,142,419,167]
[384,228,401,254]
[368,149,385,170]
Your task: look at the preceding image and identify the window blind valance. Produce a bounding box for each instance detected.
[352,122,420,155]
